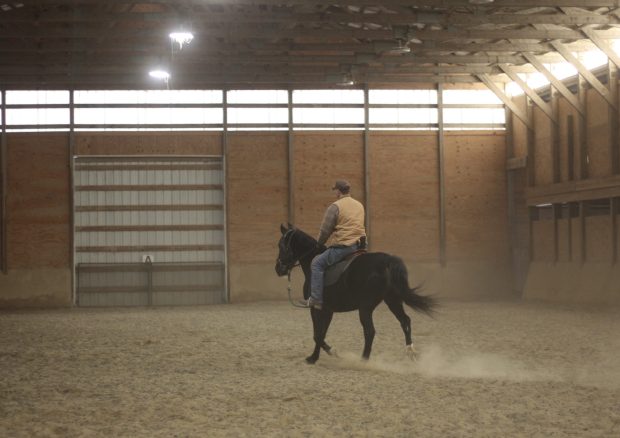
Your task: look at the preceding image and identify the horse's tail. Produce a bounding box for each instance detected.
[388,256,436,316]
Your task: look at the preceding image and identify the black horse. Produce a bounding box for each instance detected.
[275,223,436,364]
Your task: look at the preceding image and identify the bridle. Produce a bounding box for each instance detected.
[277,228,318,308]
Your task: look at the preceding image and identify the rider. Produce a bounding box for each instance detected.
[300,180,367,310]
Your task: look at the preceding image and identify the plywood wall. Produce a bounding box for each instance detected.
[444,131,509,262]
[75,132,222,155]
[368,132,439,262]
[226,132,289,302]
[293,132,364,233]
[0,133,71,307]
[3,129,511,307]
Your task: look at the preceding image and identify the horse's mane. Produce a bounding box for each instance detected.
[290,226,317,248]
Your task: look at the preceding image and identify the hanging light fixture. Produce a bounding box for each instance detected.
[169,31,194,50]
[149,69,170,81]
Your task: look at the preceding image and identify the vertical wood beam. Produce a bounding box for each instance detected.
[553,203,560,263]
[612,197,618,265]
[567,115,575,181]
[287,88,295,225]
[222,89,230,303]
[578,76,589,180]
[505,101,519,290]
[363,85,371,249]
[0,89,6,274]
[526,97,536,187]
[580,201,587,264]
[437,83,446,267]
[551,89,561,183]
[69,90,76,303]
[608,62,620,175]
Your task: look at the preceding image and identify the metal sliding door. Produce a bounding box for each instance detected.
[73,156,225,306]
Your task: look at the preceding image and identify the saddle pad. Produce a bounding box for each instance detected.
[324,250,365,286]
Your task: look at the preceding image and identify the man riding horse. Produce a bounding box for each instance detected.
[299,179,366,310]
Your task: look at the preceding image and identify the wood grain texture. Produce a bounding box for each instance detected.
[7,133,70,269]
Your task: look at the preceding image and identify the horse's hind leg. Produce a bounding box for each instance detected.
[385,298,417,359]
[358,307,376,360]
[385,298,412,346]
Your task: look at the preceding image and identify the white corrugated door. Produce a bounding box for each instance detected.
[73,156,226,306]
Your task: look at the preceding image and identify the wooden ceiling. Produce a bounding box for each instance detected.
[3,0,620,89]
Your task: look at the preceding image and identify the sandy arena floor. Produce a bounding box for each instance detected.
[1,299,619,437]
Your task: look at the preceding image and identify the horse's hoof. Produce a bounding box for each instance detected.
[305,356,318,364]
[325,348,338,357]
[406,344,419,361]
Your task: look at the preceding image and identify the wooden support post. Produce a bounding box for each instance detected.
[0,89,6,274]
[551,89,561,183]
[287,88,295,225]
[222,89,230,303]
[69,90,76,304]
[526,97,536,187]
[553,203,560,263]
[437,83,446,268]
[363,85,371,249]
[609,62,620,175]
[567,115,575,181]
[612,197,618,265]
[580,201,587,264]
[578,76,589,180]
[567,203,573,262]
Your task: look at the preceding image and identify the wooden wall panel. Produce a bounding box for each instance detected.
[531,220,554,262]
[586,89,611,178]
[444,132,509,261]
[227,132,288,264]
[369,132,439,262]
[6,133,70,269]
[75,132,222,155]
[585,215,612,262]
[533,106,554,186]
[292,132,364,234]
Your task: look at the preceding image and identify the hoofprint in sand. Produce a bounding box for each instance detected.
[1,300,619,437]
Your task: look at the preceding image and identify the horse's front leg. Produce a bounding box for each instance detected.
[306,308,334,364]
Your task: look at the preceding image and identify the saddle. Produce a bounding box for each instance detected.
[324,249,367,286]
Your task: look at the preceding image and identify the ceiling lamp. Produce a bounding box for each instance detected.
[149,69,170,81]
[468,0,495,4]
[169,31,194,50]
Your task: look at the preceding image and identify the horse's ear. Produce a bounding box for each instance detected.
[287,222,294,230]
[280,223,288,235]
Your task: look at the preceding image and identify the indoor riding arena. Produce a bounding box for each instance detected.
[1,2,620,437]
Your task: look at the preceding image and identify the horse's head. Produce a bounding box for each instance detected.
[275,223,297,276]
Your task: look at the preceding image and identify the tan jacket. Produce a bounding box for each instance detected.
[317,195,366,247]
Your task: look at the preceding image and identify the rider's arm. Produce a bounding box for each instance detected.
[317,204,339,246]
